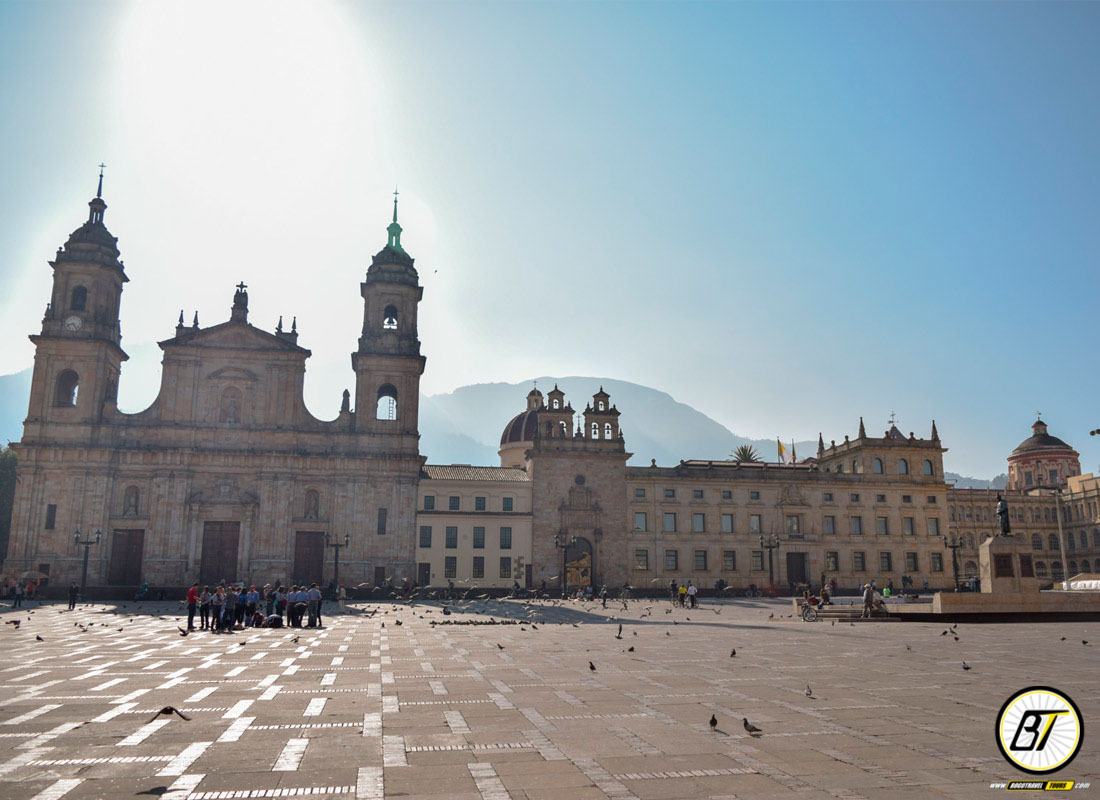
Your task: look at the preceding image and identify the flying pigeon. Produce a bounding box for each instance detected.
[148,706,191,723]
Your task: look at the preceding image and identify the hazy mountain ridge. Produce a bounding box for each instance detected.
[945,472,1008,490]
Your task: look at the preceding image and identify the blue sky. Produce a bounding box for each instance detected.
[0,1,1096,478]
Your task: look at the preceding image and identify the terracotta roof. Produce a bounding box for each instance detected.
[1011,432,1075,456]
[421,465,530,482]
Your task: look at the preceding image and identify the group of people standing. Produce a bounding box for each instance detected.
[185,582,348,632]
[671,580,699,608]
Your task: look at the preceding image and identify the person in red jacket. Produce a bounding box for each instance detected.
[186,582,199,630]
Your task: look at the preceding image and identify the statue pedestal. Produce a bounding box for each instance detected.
[980,537,1040,595]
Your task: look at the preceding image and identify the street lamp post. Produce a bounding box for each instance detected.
[325,532,349,593]
[1053,490,1070,590]
[759,534,781,592]
[554,531,577,598]
[73,529,101,603]
[942,535,962,592]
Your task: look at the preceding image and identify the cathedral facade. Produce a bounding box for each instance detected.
[4,182,1098,595]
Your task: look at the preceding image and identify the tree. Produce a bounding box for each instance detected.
[732,445,761,463]
[0,446,15,562]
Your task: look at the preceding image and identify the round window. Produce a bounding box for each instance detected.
[575,475,585,486]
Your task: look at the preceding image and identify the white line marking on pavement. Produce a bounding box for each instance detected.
[321,673,336,686]
[119,719,172,746]
[362,712,381,737]
[222,700,254,719]
[272,737,309,771]
[10,670,49,683]
[158,741,212,776]
[91,677,126,692]
[382,735,407,766]
[112,689,149,705]
[18,722,82,750]
[92,702,136,722]
[217,716,254,743]
[225,666,246,676]
[304,697,327,716]
[469,762,512,800]
[3,704,60,725]
[29,778,82,800]
[356,766,383,800]
[258,685,282,701]
[185,687,217,704]
[163,773,205,800]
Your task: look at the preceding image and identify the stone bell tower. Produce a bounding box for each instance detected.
[24,168,129,437]
[351,192,425,452]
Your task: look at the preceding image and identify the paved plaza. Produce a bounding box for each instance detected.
[0,597,1095,800]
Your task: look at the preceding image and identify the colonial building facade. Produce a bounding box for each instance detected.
[4,183,1096,594]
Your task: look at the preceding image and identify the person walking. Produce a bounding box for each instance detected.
[224,586,239,631]
[678,584,687,607]
[861,583,874,618]
[669,580,678,605]
[12,581,24,608]
[245,585,259,626]
[186,582,199,630]
[307,583,322,628]
[687,581,697,609]
[67,581,79,610]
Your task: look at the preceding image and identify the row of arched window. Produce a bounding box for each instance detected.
[838,458,934,475]
[1028,531,1100,551]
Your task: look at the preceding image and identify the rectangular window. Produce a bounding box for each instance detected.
[635,549,649,570]
[377,507,388,535]
[851,516,863,535]
[927,518,940,537]
[499,527,512,549]
[45,504,57,530]
[418,526,432,549]
[879,551,893,572]
[824,516,836,535]
[664,488,676,498]
[876,494,887,503]
[444,557,456,578]
[449,496,460,511]
[721,490,732,500]
[823,492,834,502]
[663,512,677,533]
[635,488,646,498]
[692,513,706,533]
[902,494,912,504]
[664,550,678,570]
[475,496,486,511]
[749,514,762,533]
[850,493,860,503]
[853,551,866,571]
[751,550,764,571]
[927,495,937,504]
[826,551,839,571]
[905,551,919,572]
[750,491,760,501]
[499,557,511,578]
[445,526,458,549]
[721,513,734,533]
[785,515,800,536]
[722,550,736,570]
[472,527,485,549]
[693,489,704,499]
[472,556,484,579]
[423,495,435,510]
[1050,470,1059,484]
[634,512,648,532]
[502,497,514,512]
[694,550,708,571]
[876,516,889,536]
[903,517,915,536]
[931,552,944,572]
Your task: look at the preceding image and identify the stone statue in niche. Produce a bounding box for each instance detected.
[124,486,139,516]
[305,491,320,520]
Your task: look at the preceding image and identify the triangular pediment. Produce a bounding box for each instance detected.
[159,321,310,355]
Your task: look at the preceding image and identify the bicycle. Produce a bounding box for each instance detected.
[801,603,819,622]
[743,585,762,598]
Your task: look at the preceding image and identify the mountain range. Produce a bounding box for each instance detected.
[0,368,1005,488]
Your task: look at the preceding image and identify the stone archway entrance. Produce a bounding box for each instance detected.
[565,537,593,590]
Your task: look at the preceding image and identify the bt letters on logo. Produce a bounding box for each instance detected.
[1010,710,1069,752]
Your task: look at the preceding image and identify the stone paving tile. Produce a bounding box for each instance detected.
[0,598,1097,799]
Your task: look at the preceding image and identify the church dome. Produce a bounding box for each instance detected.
[500,408,539,445]
[1011,419,1074,456]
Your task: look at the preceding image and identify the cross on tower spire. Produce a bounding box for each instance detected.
[96,163,105,198]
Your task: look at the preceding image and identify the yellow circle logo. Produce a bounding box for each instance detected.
[996,687,1083,774]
